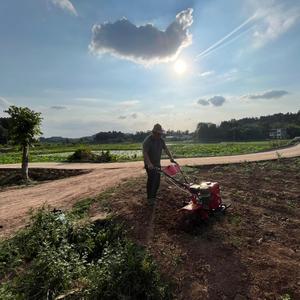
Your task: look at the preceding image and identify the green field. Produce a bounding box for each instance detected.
[0,140,289,164]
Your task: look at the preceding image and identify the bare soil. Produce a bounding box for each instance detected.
[1,146,300,299]
[1,144,299,237]
[0,168,89,188]
[90,158,300,300]
[0,167,143,237]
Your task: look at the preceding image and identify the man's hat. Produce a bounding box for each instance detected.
[152,123,164,134]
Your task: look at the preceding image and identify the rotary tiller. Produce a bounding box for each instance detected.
[160,163,230,220]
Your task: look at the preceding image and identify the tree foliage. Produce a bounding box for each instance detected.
[0,117,10,144]
[4,106,43,181]
[4,106,42,146]
[195,111,300,142]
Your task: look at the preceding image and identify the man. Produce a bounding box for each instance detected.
[143,124,175,203]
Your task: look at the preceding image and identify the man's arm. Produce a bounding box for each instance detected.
[164,144,175,162]
[143,150,154,169]
[143,138,154,169]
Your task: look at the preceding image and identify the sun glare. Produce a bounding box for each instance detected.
[174,59,187,75]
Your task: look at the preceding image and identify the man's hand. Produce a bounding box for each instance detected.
[147,162,154,169]
[144,151,154,169]
[170,158,177,164]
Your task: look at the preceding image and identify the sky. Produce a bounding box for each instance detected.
[0,0,299,137]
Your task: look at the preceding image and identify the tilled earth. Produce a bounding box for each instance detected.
[90,158,300,300]
[0,168,89,188]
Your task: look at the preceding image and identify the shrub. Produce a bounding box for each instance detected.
[67,148,116,163]
[16,242,86,299]
[83,242,170,300]
[0,239,23,278]
[0,284,15,300]
[96,150,116,163]
[67,148,97,162]
[0,208,170,300]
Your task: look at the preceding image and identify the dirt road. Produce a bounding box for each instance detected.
[1,143,300,236]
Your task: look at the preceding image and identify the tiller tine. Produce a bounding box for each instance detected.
[178,202,201,212]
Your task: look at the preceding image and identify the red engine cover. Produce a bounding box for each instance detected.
[181,182,222,219]
[205,182,222,209]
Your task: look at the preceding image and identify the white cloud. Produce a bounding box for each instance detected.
[118,113,139,120]
[250,1,300,48]
[198,96,226,107]
[195,0,300,60]
[50,105,67,110]
[197,99,210,106]
[161,104,175,109]
[243,90,289,100]
[195,69,239,86]
[118,100,140,108]
[209,96,226,107]
[198,70,215,77]
[75,97,100,102]
[51,0,77,16]
[196,14,257,60]
[220,68,239,82]
[89,8,193,65]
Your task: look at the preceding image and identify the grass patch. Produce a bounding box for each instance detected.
[93,187,117,212]
[169,140,289,158]
[70,186,118,219]
[71,198,95,218]
[0,207,170,300]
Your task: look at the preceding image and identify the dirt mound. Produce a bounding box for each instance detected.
[90,158,300,299]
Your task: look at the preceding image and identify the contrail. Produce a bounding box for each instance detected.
[198,24,256,59]
[195,14,257,60]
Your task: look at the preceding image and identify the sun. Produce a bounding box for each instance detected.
[174,59,187,75]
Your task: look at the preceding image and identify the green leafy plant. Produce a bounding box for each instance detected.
[67,148,116,163]
[0,208,170,300]
[5,106,42,181]
[67,148,97,162]
[0,141,291,164]
[276,151,283,161]
[83,242,170,300]
[280,294,292,300]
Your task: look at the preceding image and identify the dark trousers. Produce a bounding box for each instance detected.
[145,167,161,199]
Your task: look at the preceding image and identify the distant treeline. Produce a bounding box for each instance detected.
[94,131,150,143]
[194,111,300,142]
[1,111,300,145]
[39,130,191,144]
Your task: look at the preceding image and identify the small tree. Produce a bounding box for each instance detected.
[5,106,42,181]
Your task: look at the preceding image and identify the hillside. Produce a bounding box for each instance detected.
[195,111,300,142]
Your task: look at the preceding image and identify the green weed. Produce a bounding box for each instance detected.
[0,207,170,300]
[71,198,95,218]
[280,294,292,300]
[228,214,242,226]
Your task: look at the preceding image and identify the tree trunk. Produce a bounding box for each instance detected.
[21,144,29,182]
